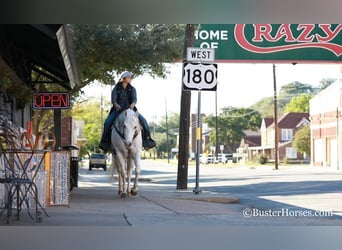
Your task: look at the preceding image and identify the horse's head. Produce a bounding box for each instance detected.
[122,109,140,149]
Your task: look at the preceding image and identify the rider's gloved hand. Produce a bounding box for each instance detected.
[129,103,135,110]
[114,103,121,111]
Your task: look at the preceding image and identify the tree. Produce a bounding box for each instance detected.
[153,113,179,158]
[293,125,311,157]
[250,97,274,117]
[205,107,262,153]
[29,24,185,134]
[72,24,185,87]
[284,93,313,113]
[251,81,318,118]
[318,78,336,90]
[71,99,110,155]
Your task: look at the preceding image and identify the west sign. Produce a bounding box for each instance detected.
[194,24,342,63]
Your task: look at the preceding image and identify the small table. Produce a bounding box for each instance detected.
[0,149,49,224]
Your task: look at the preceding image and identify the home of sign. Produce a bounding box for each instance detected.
[33,92,70,109]
[195,24,342,63]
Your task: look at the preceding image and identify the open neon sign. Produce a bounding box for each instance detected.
[33,92,70,109]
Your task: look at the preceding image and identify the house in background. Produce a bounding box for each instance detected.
[310,80,342,169]
[238,130,261,161]
[248,113,310,162]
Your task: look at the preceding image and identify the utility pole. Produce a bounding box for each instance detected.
[177,24,195,189]
[100,93,103,134]
[273,64,279,170]
[165,98,170,163]
[153,114,156,160]
[215,89,219,159]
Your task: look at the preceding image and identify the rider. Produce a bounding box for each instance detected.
[99,71,156,152]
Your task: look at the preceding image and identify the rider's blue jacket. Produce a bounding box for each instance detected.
[111,82,137,110]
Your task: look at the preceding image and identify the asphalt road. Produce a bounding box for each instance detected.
[1,159,342,225]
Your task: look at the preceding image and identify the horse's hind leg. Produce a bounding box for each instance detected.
[131,155,141,196]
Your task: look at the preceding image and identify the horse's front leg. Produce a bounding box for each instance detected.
[116,154,127,198]
[126,158,134,196]
[118,169,123,196]
[131,154,141,196]
[113,155,123,196]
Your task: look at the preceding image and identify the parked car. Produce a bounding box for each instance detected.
[225,154,233,163]
[199,154,208,164]
[217,153,227,163]
[89,153,107,171]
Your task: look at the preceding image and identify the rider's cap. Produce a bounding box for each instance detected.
[119,71,133,80]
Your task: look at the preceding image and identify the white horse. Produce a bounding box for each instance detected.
[111,109,142,198]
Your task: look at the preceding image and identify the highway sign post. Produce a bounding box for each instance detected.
[183,59,217,194]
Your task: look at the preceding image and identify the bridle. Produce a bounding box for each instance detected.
[113,111,140,147]
[114,123,139,142]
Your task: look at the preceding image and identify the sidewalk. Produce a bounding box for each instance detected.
[1,159,342,226]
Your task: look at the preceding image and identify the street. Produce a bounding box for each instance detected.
[1,159,342,226]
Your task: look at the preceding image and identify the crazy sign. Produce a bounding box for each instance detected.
[194,24,342,62]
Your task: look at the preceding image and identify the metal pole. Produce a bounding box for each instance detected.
[54,109,61,150]
[337,107,339,170]
[215,88,219,160]
[273,64,279,170]
[165,98,170,164]
[153,114,156,160]
[100,93,103,134]
[194,90,202,194]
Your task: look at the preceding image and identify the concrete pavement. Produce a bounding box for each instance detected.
[1,159,342,226]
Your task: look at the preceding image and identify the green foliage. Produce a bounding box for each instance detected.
[153,113,179,157]
[285,93,313,113]
[259,154,268,164]
[0,67,32,108]
[250,97,275,117]
[72,24,185,85]
[205,107,262,153]
[318,78,336,90]
[250,81,325,118]
[293,125,311,156]
[72,99,110,155]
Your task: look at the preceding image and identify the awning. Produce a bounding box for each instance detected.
[0,24,80,90]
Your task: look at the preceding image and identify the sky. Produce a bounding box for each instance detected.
[82,63,341,122]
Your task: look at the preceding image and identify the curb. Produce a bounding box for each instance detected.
[179,196,240,204]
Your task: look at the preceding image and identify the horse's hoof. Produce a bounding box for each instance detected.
[118,191,123,196]
[131,190,138,196]
[120,193,127,198]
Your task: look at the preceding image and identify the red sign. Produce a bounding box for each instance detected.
[33,92,70,109]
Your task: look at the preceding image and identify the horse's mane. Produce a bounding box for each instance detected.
[114,109,139,130]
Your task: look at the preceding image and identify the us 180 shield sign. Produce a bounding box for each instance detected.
[183,62,217,91]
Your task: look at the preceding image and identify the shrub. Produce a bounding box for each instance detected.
[259,154,268,165]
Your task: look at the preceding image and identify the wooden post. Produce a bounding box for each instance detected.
[273,64,279,170]
[177,24,195,189]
